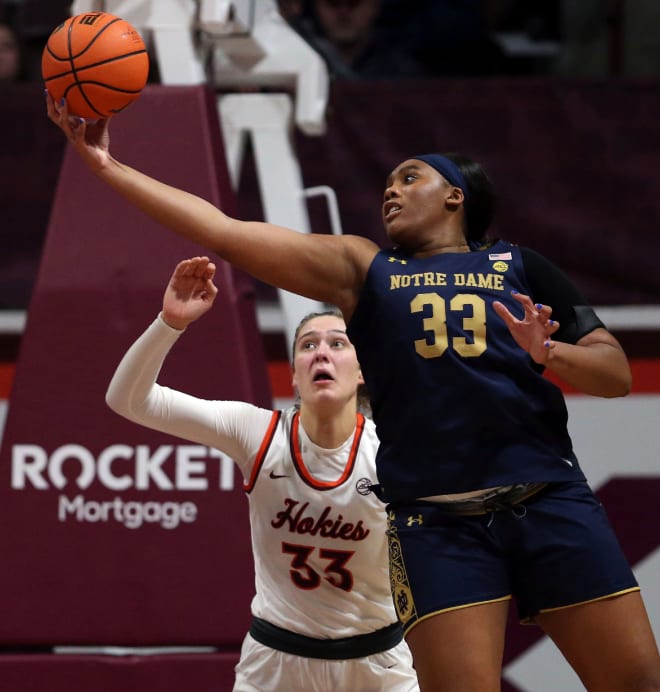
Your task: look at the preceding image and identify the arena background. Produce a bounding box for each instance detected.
[0,78,658,691]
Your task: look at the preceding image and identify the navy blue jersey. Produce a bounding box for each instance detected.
[347,240,590,502]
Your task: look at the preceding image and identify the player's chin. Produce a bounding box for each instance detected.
[384,221,409,248]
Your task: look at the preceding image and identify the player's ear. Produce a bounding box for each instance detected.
[446,186,465,211]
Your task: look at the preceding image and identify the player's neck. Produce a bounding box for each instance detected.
[299,404,358,450]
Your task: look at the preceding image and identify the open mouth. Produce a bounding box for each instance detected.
[313,372,334,382]
[383,202,401,221]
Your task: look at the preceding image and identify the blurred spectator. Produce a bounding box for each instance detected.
[285,0,513,79]
[479,0,562,75]
[288,0,431,79]
[0,21,22,82]
[277,0,305,23]
[554,0,660,77]
[387,0,508,76]
[3,0,75,82]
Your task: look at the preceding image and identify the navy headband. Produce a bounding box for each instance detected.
[412,154,470,201]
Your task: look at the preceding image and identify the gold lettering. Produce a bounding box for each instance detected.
[391,273,499,291]
[452,273,504,291]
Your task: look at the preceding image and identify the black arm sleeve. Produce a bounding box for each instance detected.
[519,247,606,344]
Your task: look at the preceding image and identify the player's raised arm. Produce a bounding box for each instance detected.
[46,94,379,318]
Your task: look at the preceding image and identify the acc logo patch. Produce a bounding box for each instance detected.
[492,261,509,272]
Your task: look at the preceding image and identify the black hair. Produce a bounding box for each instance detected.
[442,152,496,245]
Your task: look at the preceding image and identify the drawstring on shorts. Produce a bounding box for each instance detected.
[487,500,527,527]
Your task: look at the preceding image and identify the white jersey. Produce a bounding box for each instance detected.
[243,406,392,637]
[106,315,419,691]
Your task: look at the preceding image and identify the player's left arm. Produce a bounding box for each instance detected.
[507,247,631,398]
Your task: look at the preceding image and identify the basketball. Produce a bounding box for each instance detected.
[41,12,149,120]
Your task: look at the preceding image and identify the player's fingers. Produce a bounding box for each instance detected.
[69,116,86,141]
[54,96,69,120]
[205,280,219,298]
[492,300,516,325]
[56,100,84,143]
[191,256,212,278]
[46,94,70,132]
[547,319,560,335]
[173,258,194,279]
[45,90,57,120]
[510,290,539,318]
[510,290,532,305]
[535,303,552,319]
[184,260,199,278]
[202,261,216,280]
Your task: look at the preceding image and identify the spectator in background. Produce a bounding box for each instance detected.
[0,21,23,82]
[277,0,305,23]
[386,0,507,76]
[288,0,431,79]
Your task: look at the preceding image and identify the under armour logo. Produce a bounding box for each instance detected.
[388,257,407,265]
[406,514,423,526]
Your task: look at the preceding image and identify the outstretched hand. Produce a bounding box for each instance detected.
[162,256,218,331]
[45,92,110,172]
[493,291,560,365]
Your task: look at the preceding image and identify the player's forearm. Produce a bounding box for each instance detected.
[91,154,374,309]
[105,314,181,420]
[96,156,232,251]
[544,340,632,397]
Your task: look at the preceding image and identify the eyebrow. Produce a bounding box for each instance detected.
[386,164,421,187]
[296,328,347,343]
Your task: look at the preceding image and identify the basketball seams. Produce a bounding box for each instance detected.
[42,50,148,82]
[63,81,145,96]
[67,17,124,60]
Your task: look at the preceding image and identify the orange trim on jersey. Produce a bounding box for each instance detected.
[243,410,282,493]
[289,412,366,490]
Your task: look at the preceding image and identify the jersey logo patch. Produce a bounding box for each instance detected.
[356,477,375,496]
[269,470,289,479]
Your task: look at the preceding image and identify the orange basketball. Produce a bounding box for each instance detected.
[41,12,149,120]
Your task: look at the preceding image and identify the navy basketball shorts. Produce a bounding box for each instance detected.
[386,481,639,635]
